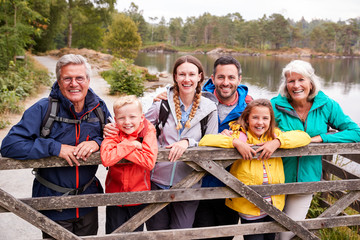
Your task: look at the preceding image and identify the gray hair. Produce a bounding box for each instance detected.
[56,54,91,81]
[278,60,322,101]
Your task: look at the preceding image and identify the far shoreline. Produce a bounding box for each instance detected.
[140,45,360,59]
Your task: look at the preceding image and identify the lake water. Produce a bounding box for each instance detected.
[135,52,360,124]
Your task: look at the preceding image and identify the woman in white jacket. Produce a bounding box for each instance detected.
[145,55,218,230]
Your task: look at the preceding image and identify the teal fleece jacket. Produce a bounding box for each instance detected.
[271,91,360,183]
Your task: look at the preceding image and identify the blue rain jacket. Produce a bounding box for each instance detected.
[1,82,111,220]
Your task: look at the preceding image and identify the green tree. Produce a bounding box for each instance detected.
[338,18,360,55]
[266,14,290,49]
[0,0,44,70]
[169,17,183,46]
[32,0,67,52]
[103,13,142,59]
[239,20,261,48]
[181,17,197,47]
[72,3,106,50]
[125,2,148,42]
[31,0,114,52]
[67,0,114,48]
[153,16,168,42]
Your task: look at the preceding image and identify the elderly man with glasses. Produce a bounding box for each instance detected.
[1,54,111,238]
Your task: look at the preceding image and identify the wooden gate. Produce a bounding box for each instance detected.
[1,142,360,239]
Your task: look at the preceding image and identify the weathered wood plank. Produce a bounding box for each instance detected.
[1,179,360,213]
[81,215,360,240]
[330,191,360,213]
[112,170,206,233]
[1,142,360,170]
[322,160,360,179]
[195,160,319,240]
[319,191,360,217]
[340,154,360,164]
[0,188,81,240]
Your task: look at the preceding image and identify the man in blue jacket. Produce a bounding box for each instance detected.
[194,56,252,239]
[1,54,111,237]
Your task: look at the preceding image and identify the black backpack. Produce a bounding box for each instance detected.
[40,96,106,138]
[155,100,209,139]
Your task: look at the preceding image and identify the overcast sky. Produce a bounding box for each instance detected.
[116,0,360,23]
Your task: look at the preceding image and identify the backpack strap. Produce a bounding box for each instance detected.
[200,115,209,137]
[155,100,171,139]
[93,107,105,129]
[32,168,95,196]
[154,99,209,138]
[41,97,60,138]
[41,97,106,138]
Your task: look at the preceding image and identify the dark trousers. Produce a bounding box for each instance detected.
[241,215,275,240]
[146,183,199,230]
[42,208,98,238]
[193,199,239,240]
[106,204,145,234]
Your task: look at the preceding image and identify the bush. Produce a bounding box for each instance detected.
[0,56,51,129]
[101,59,145,97]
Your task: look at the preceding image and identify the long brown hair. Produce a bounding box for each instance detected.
[172,55,205,130]
[237,99,276,139]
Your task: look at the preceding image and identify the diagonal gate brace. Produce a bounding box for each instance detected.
[0,188,81,240]
[111,170,206,234]
[195,160,319,240]
[319,190,360,218]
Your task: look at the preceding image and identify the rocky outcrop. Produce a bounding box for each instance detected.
[140,45,178,53]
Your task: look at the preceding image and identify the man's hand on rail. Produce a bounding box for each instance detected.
[59,144,80,167]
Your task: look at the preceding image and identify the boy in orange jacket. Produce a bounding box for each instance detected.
[100,95,158,233]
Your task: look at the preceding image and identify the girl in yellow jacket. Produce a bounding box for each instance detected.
[199,99,311,240]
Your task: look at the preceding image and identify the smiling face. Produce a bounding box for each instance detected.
[247,106,271,138]
[115,103,144,135]
[286,72,313,103]
[58,64,90,112]
[212,64,241,104]
[174,62,202,96]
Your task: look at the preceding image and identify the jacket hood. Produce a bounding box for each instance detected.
[203,77,248,132]
[50,81,101,113]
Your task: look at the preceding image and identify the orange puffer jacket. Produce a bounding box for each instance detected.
[100,119,158,205]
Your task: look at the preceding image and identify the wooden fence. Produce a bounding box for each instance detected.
[1,142,360,239]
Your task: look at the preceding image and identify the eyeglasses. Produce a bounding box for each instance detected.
[61,76,87,84]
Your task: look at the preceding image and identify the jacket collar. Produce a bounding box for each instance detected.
[50,81,100,113]
[118,118,145,140]
[273,91,329,112]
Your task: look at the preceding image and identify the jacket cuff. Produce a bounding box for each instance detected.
[181,137,196,147]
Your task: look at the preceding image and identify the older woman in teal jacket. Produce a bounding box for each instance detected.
[271,60,360,240]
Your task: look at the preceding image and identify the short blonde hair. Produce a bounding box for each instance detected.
[278,60,322,101]
[113,95,142,114]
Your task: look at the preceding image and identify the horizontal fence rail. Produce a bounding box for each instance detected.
[1,142,360,170]
[1,142,360,239]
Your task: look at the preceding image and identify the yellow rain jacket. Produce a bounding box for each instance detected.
[199,121,311,216]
